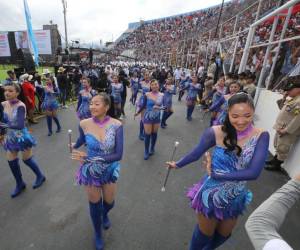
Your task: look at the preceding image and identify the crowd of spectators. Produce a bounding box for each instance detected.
[114,0,279,63]
[113,0,300,91]
[226,3,300,88]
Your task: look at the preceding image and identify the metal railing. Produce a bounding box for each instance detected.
[237,0,300,105]
[168,0,276,69]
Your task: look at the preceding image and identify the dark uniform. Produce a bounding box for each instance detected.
[266,76,300,172]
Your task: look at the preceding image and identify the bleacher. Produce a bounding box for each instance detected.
[113,0,298,78]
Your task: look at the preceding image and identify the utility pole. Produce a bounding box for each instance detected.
[214,0,225,39]
[62,0,68,49]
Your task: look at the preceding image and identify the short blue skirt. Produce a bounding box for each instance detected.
[41,99,59,111]
[76,160,120,187]
[77,103,91,120]
[4,128,37,152]
[143,110,161,124]
[187,175,252,220]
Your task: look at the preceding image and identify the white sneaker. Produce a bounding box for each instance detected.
[63,105,68,109]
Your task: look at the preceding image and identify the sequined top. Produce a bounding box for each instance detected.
[199,136,260,210]
[140,80,151,94]
[44,88,58,102]
[74,121,123,167]
[42,87,59,111]
[178,128,269,219]
[77,89,97,120]
[75,120,124,186]
[1,101,26,130]
[86,125,119,159]
[0,101,36,151]
[185,82,201,99]
[140,93,164,123]
[213,135,259,183]
[163,85,176,108]
[111,83,124,102]
[130,78,140,92]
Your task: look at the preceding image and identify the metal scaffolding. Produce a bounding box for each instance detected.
[237,0,300,105]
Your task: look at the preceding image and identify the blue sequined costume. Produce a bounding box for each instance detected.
[75,122,123,186]
[186,141,256,220]
[211,90,225,113]
[130,78,140,96]
[163,85,176,109]
[41,88,59,112]
[185,82,201,103]
[77,89,97,120]
[209,96,228,125]
[111,83,124,104]
[177,128,269,220]
[216,101,228,125]
[142,94,164,124]
[137,84,150,108]
[1,102,36,152]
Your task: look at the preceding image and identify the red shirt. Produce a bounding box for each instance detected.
[22,81,35,110]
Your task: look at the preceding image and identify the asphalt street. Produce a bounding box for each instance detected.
[0,97,299,250]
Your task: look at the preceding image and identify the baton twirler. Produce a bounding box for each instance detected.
[161,141,179,192]
[68,129,72,153]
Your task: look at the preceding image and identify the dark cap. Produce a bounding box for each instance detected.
[283,76,300,91]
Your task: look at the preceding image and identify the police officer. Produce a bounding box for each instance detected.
[265,75,300,172]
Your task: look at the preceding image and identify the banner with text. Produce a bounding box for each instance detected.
[0,32,11,57]
[15,30,52,55]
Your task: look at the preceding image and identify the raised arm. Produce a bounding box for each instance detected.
[176,128,216,168]
[245,178,300,250]
[181,82,190,91]
[211,132,270,181]
[209,95,225,112]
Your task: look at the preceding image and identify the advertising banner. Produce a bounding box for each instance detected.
[0,32,11,57]
[15,30,52,55]
[34,30,52,55]
[15,31,29,49]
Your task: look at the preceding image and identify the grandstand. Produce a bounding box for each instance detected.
[112,0,300,177]
[113,0,288,67]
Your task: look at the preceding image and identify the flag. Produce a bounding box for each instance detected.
[23,0,39,66]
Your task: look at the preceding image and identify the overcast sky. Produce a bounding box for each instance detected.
[0,0,230,45]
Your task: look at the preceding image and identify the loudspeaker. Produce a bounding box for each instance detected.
[16,48,36,72]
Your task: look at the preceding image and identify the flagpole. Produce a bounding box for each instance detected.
[62,0,69,51]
